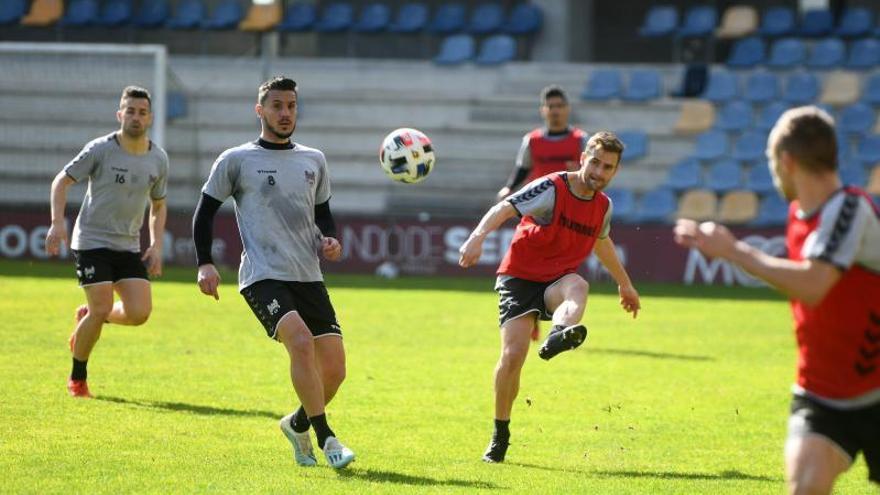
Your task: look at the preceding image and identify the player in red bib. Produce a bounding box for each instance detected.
[675,106,880,494]
[460,131,641,463]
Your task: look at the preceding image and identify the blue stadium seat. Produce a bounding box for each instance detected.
[676,5,716,37]
[756,101,790,131]
[427,2,465,34]
[475,34,516,65]
[665,157,703,192]
[467,3,504,35]
[767,38,806,69]
[638,5,677,37]
[0,0,27,24]
[839,103,875,136]
[617,130,648,161]
[605,189,636,223]
[846,39,880,71]
[201,0,243,29]
[433,34,474,65]
[694,130,728,161]
[862,73,880,106]
[743,71,779,103]
[751,194,789,226]
[833,7,873,38]
[166,92,188,120]
[726,36,765,69]
[798,9,834,37]
[841,163,867,187]
[806,38,845,70]
[706,159,743,192]
[60,0,99,26]
[279,2,316,32]
[353,2,390,33]
[96,0,132,27]
[502,3,542,35]
[758,7,795,37]
[732,131,767,161]
[388,2,428,33]
[635,188,677,223]
[855,136,880,164]
[782,72,819,104]
[716,100,753,132]
[702,70,738,102]
[166,0,203,29]
[581,69,623,100]
[134,0,169,28]
[622,69,661,101]
[745,162,776,194]
[314,2,353,32]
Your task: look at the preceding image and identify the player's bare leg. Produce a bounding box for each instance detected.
[485,313,534,463]
[538,274,589,360]
[314,335,346,404]
[107,279,152,326]
[68,283,114,397]
[785,435,850,495]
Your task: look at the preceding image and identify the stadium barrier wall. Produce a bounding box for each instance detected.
[0,209,785,287]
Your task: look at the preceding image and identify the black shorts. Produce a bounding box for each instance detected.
[72,248,149,286]
[240,279,341,340]
[495,274,564,327]
[788,394,880,483]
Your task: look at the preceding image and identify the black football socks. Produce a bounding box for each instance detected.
[290,405,311,433]
[538,324,588,360]
[308,413,335,449]
[483,419,510,463]
[71,358,88,381]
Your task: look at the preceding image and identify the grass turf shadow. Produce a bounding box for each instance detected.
[336,467,501,489]
[592,469,777,482]
[96,395,278,419]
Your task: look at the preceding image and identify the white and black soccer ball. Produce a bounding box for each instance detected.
[378,128,435,184]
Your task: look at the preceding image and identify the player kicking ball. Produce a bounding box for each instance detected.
[459,131,640,463]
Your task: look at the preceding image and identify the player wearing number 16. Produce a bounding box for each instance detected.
[45,85,170,399]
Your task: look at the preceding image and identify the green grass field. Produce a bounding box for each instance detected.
[0,259,872,494]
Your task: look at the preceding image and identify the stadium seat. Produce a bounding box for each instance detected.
[622,69,662,101]
[756,101,790,131]
[862,73,880,106]
[693,130,728,161]
[702,70,738,102]
[767,38,806,69]
[388,2,428,33]
[166,0,203,29]
[314,2,353,32]
[240,1,281,32]
[502,2,542,35]
[475,34,516,65]
[674,100,715,134]
[133,0,168,28]
[0,0,27,24]
[467,2,504,35]
[726,36,765,69]
[617,130,648,161]
[839,103,875,136]
[677,189,717,221]
[718,190,759,224]
[819,72,860,106]
[706,159,743,192]
[745,162,776,194]
[581,69,623,100]
[59,0,98,26]
[855,135,880,164]
[841,163,867,187]
[95,0,132,27]
[715,100,753,132]
[634,188,677,223]
[715,5,757,39]
[352,2,390,33]
[638,5,677,37]
[758,7,795,37]
[751,194,789,226]
[433,34,474,65]
[604,189,636,223]
[798,9,834,37]
[867,166,880,196]
[743,71,779,103]
[833,7,873,38]
[278,2,316,32]
[846,39,880,71]
[166,92,188,120]
[732,131,767,162]
[20,0,63,26]
[676,5,717,38]
[806,38,845,70]
[665,157,703,192]
[782,72,819,104]
[427,2,466,34]
[201,0,243,29]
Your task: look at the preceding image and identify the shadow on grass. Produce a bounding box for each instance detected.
[336,468,500,489]
[506,461,589,474]
[589,347,714,362]
[97,395,278,419]
[592,469,776,482]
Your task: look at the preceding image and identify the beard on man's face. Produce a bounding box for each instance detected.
[264,116,295,140]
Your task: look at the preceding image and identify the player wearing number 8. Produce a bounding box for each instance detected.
[45,86,170,399]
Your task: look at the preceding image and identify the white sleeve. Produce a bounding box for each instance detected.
[507,177,555,224]
[802,193,872,270]
[598,199,613,239]
[201,150,238,202]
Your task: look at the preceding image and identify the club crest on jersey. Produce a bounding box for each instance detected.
[267,299,281,315]
[304,170,316,185]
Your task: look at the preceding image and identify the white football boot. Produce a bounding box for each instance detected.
[279,413,317,467]
[322,436,355,469]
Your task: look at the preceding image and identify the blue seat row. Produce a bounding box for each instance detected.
[434,34,516,65]
[728,37,880,70]
[581,69,662,101]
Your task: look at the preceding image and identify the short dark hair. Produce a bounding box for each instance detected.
[768,106,837,173]
[258,76,297,104]
[120,85,151,109]
[540,85,568,105]
[587,131,625,159]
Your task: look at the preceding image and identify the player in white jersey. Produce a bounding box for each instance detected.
[45,86,169,399]
[192,76,354,469]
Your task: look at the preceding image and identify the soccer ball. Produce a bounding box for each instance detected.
[379,128,435,184]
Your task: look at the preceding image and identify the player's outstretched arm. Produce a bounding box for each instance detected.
[46,171,75,256]
[594,236,640,318]
[459,201,517,268]
[142,197,167,277]
[192,192,224,300]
